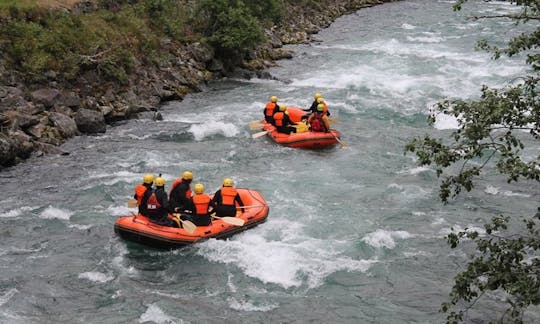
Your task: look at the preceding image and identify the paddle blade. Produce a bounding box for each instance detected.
[174,213,197,233]
[249,121,264,130]
[220,216,245,226]
[127,198,138,208]
[251,130,268,139]
[181,220,197,233]
[329,117,339,124]
[335,136,348,147]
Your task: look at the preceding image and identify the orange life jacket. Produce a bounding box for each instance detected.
[273,112,284,127]
[265,102,277,117]
[146,191,161,210]
[193,194,211,215]
[170,178,192,198]
[221,187,238,206]
[135,184,147,205]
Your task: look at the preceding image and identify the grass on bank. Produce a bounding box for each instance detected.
[0,0,287,84]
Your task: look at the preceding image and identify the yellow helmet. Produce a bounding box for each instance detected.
[314,93,322,99]
[270,96,278,103]
[279,105,287,112]
[182,171,193,180]
[143,173,154,184]
[317,97,324,103]
[155,177,166,187]
[222,178,234,187]
[317,104,325,112]
[194,183,205,194]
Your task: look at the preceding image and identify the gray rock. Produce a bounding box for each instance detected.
[49,112,79,138]
[0,133,16,167]
[31,88,62,108]
[5,111,40,129]
[58,91,81,107]
[190,42,214,63]
[75,108,106,133]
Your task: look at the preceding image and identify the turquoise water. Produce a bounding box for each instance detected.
[1,1,538,323]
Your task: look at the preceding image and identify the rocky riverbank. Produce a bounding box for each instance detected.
[0,0,396,169]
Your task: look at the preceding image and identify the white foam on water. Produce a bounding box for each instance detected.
[401,23,416,30]
[397,166,432,175]
[0,206,36,218]
[107,205,132,216]
[433,110,460,130]
[0,288,17,306]
[439,224,486,237]
[197,223,376,289]
[484,185,531,198]
[138,304,178,324]
[68,224,93,230]
[39,206,73,220]
[406,34,445,43]
[362,229,413,249]
[78,271,114,283]
[227,297,279,312]
[188,121,240,141]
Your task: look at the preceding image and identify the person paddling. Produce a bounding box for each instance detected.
[146,177,175,227]
[134,173,154,216]
[264,95,280,125]
[169,171,194,214]
[211,178,245,217]
[273,105,298,134]
[308,104,330,132]
[189,183,215,226]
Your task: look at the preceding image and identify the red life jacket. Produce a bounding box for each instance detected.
[146,191,161,210]
[310,113,327,132]
[193,194,211,215]
[273,112,284,126]
[221,187,238,206]
[135,184,148,205]
[170,178,192,198]
[265,102,277,117]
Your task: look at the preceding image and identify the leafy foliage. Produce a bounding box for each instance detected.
[405,1,540,322]
[195,0,266,61]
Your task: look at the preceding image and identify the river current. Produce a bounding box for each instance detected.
[1,1,539,323]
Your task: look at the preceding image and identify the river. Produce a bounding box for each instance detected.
[1,0,539,323]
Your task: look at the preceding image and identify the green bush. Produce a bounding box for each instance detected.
[197,0,266,57]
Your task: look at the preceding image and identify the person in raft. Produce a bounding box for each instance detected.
[169,171,194,214]
[303,95,330,119]
[145,177,175,227]
[273,105,298,135]
[189,183,215,226]
[134,173,154,216]
[303,92,322,114]
[264,95,280,125]
[308,104,331,133]
[211,178,245,217]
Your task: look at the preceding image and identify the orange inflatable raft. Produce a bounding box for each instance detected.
[261,107,342,149]
[114,188,269,248]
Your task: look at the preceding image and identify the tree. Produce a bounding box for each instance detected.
[195,0,265,63]
[405,0,540,322]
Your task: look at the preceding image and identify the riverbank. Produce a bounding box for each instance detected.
[0,0,397,169]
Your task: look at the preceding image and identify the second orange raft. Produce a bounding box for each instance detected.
[261,107,342,149]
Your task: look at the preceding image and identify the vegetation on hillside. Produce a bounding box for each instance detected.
[0,0,286,84]
[405,0,539,322]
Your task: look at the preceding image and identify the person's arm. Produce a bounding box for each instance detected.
[235,194,245,213]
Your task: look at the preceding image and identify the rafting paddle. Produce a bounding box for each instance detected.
[334,135,348,147]
[251,131,268,138]
[127,198,138,208]
[211,215,245,226]
[249,121,264,130]
[173,213,197,233]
